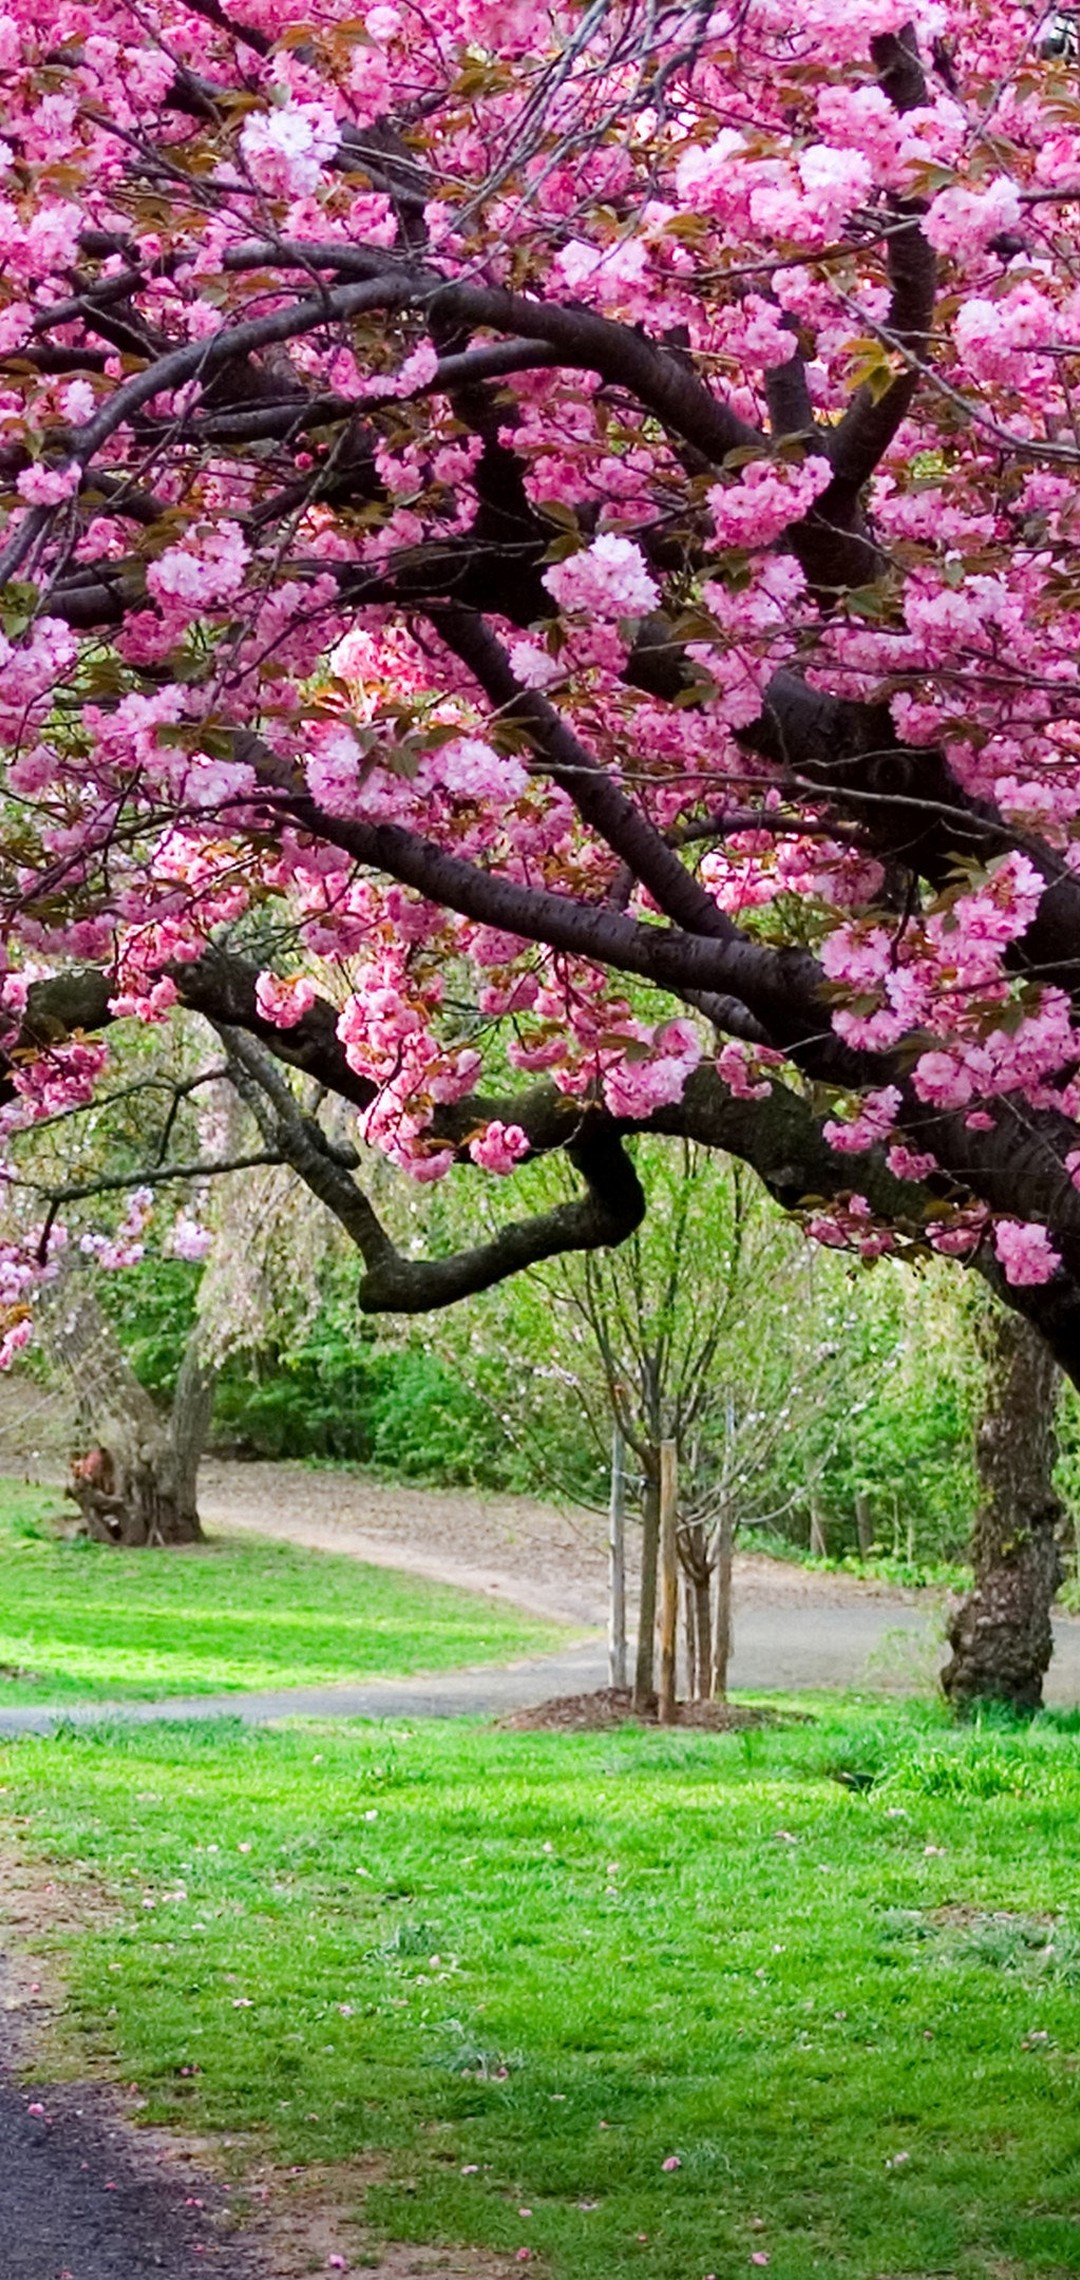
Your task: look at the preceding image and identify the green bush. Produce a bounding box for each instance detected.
[213,1339,528,1485]
[102,1249,535,1483]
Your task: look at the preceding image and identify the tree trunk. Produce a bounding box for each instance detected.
[694,1573,713,1703]
[711,1501,735,1701]
[165,1336,217,1538]
[657,1440,679,1725]
[669,1523,710,1705]
[855,1493,873,1559]
[43,1273,213,1546]
[633,1466,660,1711]
[682,1570,697,1702]
[941,1308,1064,1716]
[677,1520,713,1705]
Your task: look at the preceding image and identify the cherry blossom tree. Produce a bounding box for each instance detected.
[4,0,1080,1471]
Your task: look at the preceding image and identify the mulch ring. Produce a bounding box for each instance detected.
[499,1688,809,1733]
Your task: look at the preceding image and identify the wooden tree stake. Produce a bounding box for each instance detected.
[608,1424,628,1691]
[657,1438,678,1725]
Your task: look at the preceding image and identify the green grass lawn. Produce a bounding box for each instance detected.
[0,1480,567,1700]
[6,1701,1080,2278]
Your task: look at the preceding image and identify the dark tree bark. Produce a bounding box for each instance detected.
[675,1519,714,1704]
[710,1503,735,1703]
[942,1309,1064,1716]
[43,1274,213,1546]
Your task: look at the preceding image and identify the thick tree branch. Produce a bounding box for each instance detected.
[216,1024,646,1312]
[825,30,937,493]
[265,776,856,1073]
[432,606,745,946]
[219,242,767,470]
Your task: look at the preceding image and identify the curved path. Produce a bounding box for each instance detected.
[3,1454,1080,1732]
[3,1599,1080,1735]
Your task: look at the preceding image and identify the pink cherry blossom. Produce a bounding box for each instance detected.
[924,177,1023,261]
[468,1120,530,1174]
[171,1217,212,1263]
[543,535,659,621]
[823,1086,902,1155]
[708,456,832,551]
[147,525,249,611]
[239,100,339,198]
[255,973,318,1028]
[717,1040,783,1102]
[911,1051,975,1111]
[993,1221,1061,1288]
[17,461,81,506]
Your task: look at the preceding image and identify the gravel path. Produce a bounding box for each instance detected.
[196,1461,1080,1706]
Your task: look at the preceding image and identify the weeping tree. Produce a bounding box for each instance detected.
[11,1017,343,1545]
[942,1305,1065,1717]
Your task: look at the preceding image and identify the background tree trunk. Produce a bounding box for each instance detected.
[711,1502,735,1701]
[682,1570,697,1702]
[43,1273,213,1546]
[942,1308,1063,1716]
[166,1337,217,1534]
[676,1520,712,1704]
[855,1493,873,1559]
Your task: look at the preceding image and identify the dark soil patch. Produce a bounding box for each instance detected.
[0,2070,259,2278]
[499,1687,809,1732]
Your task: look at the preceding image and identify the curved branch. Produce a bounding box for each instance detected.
[216,1023,645,1313]
[825,28,937,493]
[432,606,743,946]
[357,1123,647,1313]
[220,241,765,467]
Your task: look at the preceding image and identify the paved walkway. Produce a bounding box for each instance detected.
[2,1597,1079,1735]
